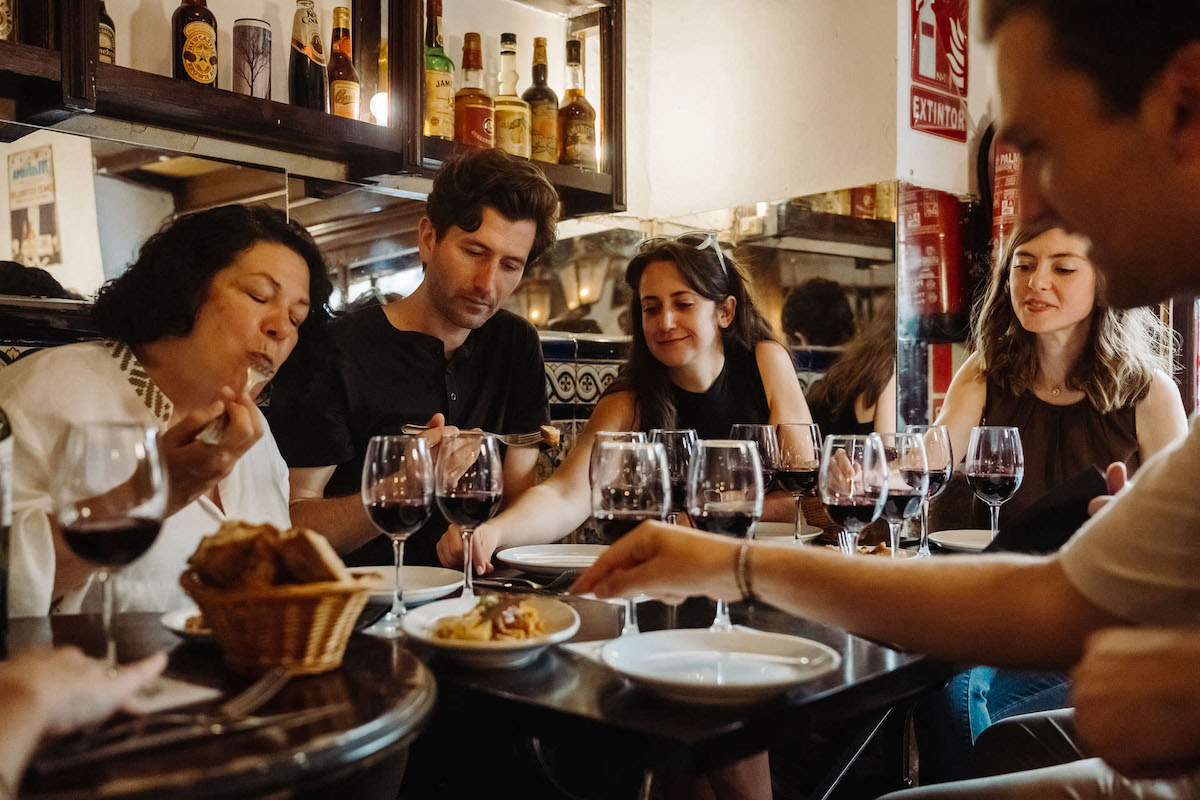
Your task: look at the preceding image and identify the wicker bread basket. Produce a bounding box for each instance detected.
[181,570,375,675]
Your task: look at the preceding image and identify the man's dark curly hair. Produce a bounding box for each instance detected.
[92,205,332,347]
[782,278,855,347]
[425,148,559,266]
[982,0,1200,115]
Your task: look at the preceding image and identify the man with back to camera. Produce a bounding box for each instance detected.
[266,148,559,568]
[574,2,1200,797]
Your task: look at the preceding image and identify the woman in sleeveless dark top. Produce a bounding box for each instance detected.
[917,224,1187,783]
[448,232,812,571]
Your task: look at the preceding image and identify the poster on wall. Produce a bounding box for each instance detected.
[8,146,62,269]
[909,0,968,143]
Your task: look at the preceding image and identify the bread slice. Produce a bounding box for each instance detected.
[275,527,350,584]
[188,521,272,588]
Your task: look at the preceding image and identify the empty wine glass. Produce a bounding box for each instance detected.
[729,423,780,496]
[591,440,669,636]
[966,426,1024,543]
[688,440,763,631]
[52,422,168,666]
[435,431,503,598]
[588,431,647,484]
[818,434,887,555]
[877,432,928,558]
[907,424,953,557]
[649,428,697,523]
[774,423,822,539]
[361,434,433,636]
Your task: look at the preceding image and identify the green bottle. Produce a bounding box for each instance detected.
[422,0,454,139]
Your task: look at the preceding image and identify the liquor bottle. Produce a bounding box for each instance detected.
[289,0,328,112]
[98,0,115,64]
[522,37,558,163]
[173,0,217,86]
[0,406,12,654]
[327,6,360,119]
[494,33,530,158]
[422,0,454,139]
[454,32,493,148]
[1,0,14,41]
[558,39,597,170]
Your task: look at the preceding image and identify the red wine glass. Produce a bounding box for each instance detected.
[966,426,1024,543]
[818,434,887,555]
[435,431,502,598]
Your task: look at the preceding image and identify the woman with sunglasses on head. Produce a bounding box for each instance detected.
[437,231,811,572]
[916,223,1187,784]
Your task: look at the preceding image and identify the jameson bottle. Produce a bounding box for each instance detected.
[454,32,493,148]
[422,0,454,139]
[522,37,558,163]
[289,0,328,112]
[327,6,360,119]
[494,33,530,158]
[98,0,115,64]
[0,406,12,653]
[559,39,597,169]
[173,0,217,86]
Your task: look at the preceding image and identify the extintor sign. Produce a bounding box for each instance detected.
[910,0,968,143]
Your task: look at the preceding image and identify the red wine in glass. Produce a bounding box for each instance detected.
[776,468,818,496]
[826,503,881,530]
[925,465,952,499]
[967,473,1020,504]
[668,479,688,514]
[438,492,502,528]
[60,517,161,567]
[367,499,431,536]
[692,509,756,536]
[594,512,650,544]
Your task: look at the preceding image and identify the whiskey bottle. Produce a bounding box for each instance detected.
[494,33,530,158]
[558,39,596,170]
[522,37,558,163]
[422,0,454,139]
[173,0,217,86]
[454,32,493,148]
[327,6,360,119]
[98,0,115,64]
[289,0,328,112]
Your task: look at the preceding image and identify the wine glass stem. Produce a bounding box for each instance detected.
[621,598,639,636]
[99,569,116,668]
[887,521,900,558]
[794,495,803,539]
[461,527,475,597]
[711,599,733,631]
[990,504,1001,542]
[919,500,932,557]
[838,528,860,556]
[391,535,407,617]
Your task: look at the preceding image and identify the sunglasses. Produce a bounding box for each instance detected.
[639,230,729,276]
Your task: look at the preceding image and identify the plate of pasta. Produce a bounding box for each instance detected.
[401,593,580,668]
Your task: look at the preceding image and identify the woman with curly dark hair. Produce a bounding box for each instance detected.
[0,204,331,616]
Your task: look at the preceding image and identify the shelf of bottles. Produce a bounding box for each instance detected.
[0,0,622,214]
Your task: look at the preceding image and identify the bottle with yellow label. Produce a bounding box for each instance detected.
[327,6,360,119]
[422,0,454,139]
[493,33,530,158]
[173,0,217,86]
[454,32,493,148]
[522,37,558,163]
[98,1,115,64]
[289,0,328,112]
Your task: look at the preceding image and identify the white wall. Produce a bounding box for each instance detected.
[93,174,176,281]
[0,130,104,296]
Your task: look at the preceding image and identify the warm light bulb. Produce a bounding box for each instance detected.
[369,92,389,126]
[579,287,590,298]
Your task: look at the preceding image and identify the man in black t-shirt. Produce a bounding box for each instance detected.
[266,149,559,567]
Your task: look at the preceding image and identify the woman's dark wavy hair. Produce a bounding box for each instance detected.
[425,148,559,265]
[92,204,332,352]
[606,235,780,432]
[805,294,896,423]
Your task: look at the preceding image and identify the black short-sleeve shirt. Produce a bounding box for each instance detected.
[266,304,549,566]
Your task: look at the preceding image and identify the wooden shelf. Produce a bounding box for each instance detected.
[0,41,59,81]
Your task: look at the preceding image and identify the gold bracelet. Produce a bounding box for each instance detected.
[735,541,757,604]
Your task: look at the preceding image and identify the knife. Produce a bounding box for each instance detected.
[33,703,348,773]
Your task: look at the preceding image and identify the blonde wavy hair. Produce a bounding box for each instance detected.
[972,224,1173,413]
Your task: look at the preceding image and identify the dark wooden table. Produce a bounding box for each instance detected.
[401,589,951,797]
[7,614,437,800]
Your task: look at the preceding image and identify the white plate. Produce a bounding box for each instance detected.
[495,544,609,577]
[401,595,581,668]
[161,607,214,645]
[348,566,463,605]
[753,521,822,543]
[601,629,841,706]
[929,529,993,553]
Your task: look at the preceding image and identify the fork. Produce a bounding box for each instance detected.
[400,424,545,447]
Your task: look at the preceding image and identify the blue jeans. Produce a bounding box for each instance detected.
[915,667,1072,783]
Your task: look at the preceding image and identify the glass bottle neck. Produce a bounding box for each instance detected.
[332,29,352,58]
[461,68,483,89]
[425,14,444,52]
[531,62,547,86]
[566,63,584,92]
[499,52,518,96]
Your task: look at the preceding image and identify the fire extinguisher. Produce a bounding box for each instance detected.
[897,182,968,343]
[990,134,1022,257]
